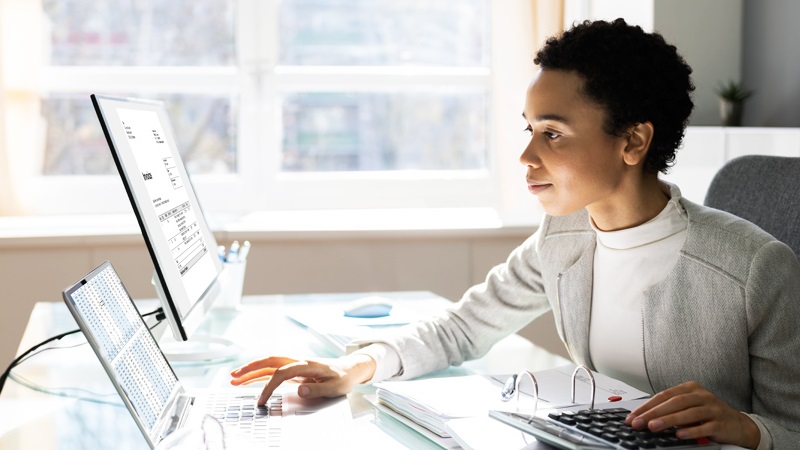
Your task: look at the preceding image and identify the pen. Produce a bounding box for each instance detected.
[217,245,226,262]
[237,241,251,262]
[226,240,240,263]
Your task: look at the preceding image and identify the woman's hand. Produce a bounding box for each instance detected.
[626,381,760,448]
[230,354,377,406]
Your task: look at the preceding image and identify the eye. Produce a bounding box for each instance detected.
[543,131,561,140]
[523,124,533,135]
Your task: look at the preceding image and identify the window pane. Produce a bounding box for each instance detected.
[281,92,488,172]
[42,1,235,66]
[280,0,488,66]
[42,94,237,175]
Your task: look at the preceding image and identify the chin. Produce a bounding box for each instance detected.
[541,203,583,217]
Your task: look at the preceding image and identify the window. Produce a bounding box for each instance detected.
[12,0,536,217]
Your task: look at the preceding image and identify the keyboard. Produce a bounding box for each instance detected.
[203,393,283,444]
[489,407,720,450]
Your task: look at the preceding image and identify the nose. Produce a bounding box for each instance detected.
[519,136,541,168]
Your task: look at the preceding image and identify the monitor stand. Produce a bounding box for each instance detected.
[154,326,241,363]
[149,271,243,363]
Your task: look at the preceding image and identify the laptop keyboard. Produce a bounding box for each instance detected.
[204,393,282,446]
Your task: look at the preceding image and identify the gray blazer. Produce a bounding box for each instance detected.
[377,191,800,448]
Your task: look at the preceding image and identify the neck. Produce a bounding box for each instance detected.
[588,174,669,232]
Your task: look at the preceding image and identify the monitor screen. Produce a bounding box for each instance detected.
[91,94,223,341]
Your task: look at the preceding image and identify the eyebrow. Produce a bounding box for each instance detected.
[521,111,571,124]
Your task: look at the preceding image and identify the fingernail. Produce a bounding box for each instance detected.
[298,386,310,397]
[257,396,265,405]
[632,418,644,428]
[649,419,664,431]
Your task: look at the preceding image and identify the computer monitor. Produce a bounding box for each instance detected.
[91,95,234,359]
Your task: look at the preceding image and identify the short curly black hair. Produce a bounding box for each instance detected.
[534,19,694,174]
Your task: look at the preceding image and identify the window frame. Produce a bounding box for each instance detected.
[20,0,538,220]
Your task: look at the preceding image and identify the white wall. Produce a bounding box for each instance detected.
[654,0,744,126]
[742,0,800,126]
[0,228,567,369]
[566,0,744,126]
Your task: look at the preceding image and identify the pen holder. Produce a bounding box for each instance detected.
[214,260,247,311]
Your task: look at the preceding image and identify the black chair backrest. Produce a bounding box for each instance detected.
[704,154,800,262]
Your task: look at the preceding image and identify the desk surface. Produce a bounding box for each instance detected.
[0,292,568,449]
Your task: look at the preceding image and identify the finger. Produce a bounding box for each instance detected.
[230,356,297,377]
[627,382,699,423]
[257,362,336,405]
[240,376,271,386]
[673,420,721,441]
[641,405,709,432]
[230,367,277,386]
[630,396,693,429]
[297,380,347,399]
[231,369,274,386]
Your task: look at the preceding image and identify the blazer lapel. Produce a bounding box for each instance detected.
[558,244,596,369]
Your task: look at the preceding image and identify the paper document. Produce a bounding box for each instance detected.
[286,294,453,355]
[488,364,649,407]
[446,416,551,450]
[286,298,441,328]
[374,364,649,447]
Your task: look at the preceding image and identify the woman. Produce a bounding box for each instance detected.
[231,19,800,449]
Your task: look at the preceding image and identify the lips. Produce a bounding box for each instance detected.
[526,179,552,195]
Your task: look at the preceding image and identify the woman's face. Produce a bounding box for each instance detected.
[520,69,633,218]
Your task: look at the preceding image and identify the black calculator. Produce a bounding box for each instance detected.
[489,407,720,450]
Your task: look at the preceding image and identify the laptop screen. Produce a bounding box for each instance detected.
[63,261,181,446]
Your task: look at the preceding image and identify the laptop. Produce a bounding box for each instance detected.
[62,261,353,449]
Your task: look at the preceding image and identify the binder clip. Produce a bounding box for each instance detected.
[571,364,596,410]
[500,370,539,416]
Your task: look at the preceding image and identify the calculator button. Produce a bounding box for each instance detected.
[618,431,637,441]
[558,416,576,426]
[600,432,619,442]
[588,427,605,437]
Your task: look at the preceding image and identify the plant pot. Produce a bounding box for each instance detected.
[719,99,743,126]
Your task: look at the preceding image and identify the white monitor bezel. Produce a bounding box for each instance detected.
[91,94,223,341]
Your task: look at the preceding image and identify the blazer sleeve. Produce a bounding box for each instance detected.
[744,240,800,448]
[365,227,553,381]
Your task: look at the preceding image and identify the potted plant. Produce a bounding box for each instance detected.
[715,80,754,127]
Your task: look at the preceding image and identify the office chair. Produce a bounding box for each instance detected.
[704,154,800,262]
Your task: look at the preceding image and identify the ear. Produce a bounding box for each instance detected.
[622,121,654,167]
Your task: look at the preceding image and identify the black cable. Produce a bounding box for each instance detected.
[0,307,164,397]
[0,328,81,396]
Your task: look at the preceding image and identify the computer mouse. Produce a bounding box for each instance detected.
[343,296,394,318]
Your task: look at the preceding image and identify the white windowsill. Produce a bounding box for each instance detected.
[0,207,541,247]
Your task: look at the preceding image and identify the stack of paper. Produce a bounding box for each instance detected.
[376,375,502,436]
[374,364,649,449]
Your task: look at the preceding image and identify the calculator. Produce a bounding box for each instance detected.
[489,407,720,450]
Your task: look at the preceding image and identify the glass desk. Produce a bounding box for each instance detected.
[0,292,568,449]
